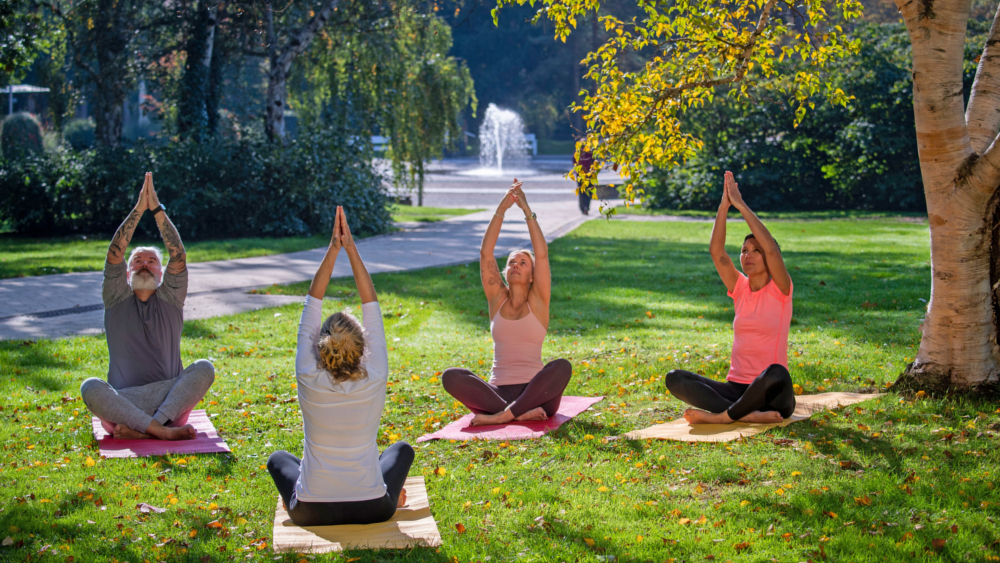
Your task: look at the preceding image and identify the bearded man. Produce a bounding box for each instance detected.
[80,172,215,440]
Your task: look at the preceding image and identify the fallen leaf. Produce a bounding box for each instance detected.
[2,537,12,546]
[455,523,465,533]
[734,541,751,551]
[84,456,96,467]
[597,486,609,492]
[824,511,838,519]
[839,460,854,470]
[206,520,224,529]
[932,538,946,550]
[854,496,871,506]
[584,538,595,547]
[678,518,692,525]
[740,500,750,507]
[136,503,166,514]
[434,466,447,476]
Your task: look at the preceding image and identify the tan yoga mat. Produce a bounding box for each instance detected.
[272,476,442,553]
[624,392,885,442]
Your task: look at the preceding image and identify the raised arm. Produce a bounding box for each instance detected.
[338,206,377,304]
[480,185,517,305]
[106,176,149,264]
[145,173,186,275]
[512,183,550,304]
[711,172,740,292]
[726,173,791,296]
[308,209,343,300]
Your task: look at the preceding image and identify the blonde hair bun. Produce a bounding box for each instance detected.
[315,311,368,382]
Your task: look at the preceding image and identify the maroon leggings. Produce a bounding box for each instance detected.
[441,358,572,418]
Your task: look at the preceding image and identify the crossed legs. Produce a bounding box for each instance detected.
[80,359,215,440]
[442,358,573,426]
[267,441,415,527]
[664,364,796,425]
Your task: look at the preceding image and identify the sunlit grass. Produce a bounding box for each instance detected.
[2,219,999,562]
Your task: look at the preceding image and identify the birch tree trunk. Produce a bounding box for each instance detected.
[264,0,339,142]
[894,0,1000,392]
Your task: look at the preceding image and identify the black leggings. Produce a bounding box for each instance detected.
[441,358,572,418]
[664,364,796,421]
[266,441,414,527]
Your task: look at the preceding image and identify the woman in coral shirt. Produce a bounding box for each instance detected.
[664,171,797,425]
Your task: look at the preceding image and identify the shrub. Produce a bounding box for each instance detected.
[63,118,95,150]
[1,112,43,159]
[0,126,392,239]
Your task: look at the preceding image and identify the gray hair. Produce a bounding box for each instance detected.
[128,246,164,267]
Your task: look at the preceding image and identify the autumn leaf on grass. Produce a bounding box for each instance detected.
[84,456,96,467]
[734,541,751,551]
[854,496,871,506]
[824,511,838,519]
[678,518,692,525]
[455,523,466,533]
[584,538,595,547]
[206,520,224,529]
[695,515,708,525]
[839,460,854,470]
[932,538,947,550]
[136,503,166,514]
[434,466,447,476]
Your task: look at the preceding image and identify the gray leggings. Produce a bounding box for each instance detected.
[81,359,215,434]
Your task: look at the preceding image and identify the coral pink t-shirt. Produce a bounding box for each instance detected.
[727,274,793,384]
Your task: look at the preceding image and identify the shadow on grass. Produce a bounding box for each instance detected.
[0,339,76,391]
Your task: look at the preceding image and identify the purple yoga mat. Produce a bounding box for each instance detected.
[91,409,230,458]
[416,396,603,442]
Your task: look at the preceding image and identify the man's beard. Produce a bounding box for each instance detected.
[130,270,161,291]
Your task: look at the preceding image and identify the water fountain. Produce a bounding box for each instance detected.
[461,103,530,177]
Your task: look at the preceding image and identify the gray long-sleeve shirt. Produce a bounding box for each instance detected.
[102,260,187,390]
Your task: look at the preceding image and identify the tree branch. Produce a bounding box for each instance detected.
[966,2,1000,154]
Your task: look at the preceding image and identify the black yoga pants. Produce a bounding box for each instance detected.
[441,358,572,418]
[266,441,414,527]
[663,364,796,421]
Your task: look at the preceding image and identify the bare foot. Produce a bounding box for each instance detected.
[470,410,515,427]
[282,500,288,511]
[146,422,197,441]
[682,408,724,425]
[738,410,784,424]
[397,488,407,508]
[513,407,548,422]
[113,424,151,440]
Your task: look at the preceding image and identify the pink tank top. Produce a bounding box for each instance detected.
[489,298,546,385]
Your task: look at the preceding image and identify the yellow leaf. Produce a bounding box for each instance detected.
[434,467,447,476]
[84,456,96,467]
[694,485,704,494]
[776,488,785,495]
[678,518,692,525]
[584,538,595,547]
[598,486,609,492]
[740,500,750,507]
[208,503,218,510]
[170,498,178,505]
[189,530,197,538]
[236,517,248,525]
[636,535,643,542]
[791,471,802,477]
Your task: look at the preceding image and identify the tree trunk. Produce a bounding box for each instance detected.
[264,0,340,142]
[178,1,216,140]
[91,0,131,147]
[893,0,1000,393]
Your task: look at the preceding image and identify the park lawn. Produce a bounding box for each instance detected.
[3,219,1000,562]
[0,207,478,280]
[392,205,482,223]
[613,205,929,221]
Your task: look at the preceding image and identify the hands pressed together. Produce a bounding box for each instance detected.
[330,205,356,252]
[135,172,162,213]
[720,170,745,211]
[498,179,531,216]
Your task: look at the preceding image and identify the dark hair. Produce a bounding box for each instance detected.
[743,233,781,252]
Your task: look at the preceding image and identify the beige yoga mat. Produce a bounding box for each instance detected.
[624,392,885,442]
[272,476,442,553]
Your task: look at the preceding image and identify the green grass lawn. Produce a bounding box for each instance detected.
[0,207,478,280]
[614,205,929,221]
[3,219,999,562]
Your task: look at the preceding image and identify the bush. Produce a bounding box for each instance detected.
[641,23,926,212]
[0,126,392,239]
[1,112,43,159]
[63,118,95,150]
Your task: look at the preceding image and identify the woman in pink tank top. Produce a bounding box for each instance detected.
[664,171,797,425]
[441,181,572,426]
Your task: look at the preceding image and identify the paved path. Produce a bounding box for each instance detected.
[0,201,596,340]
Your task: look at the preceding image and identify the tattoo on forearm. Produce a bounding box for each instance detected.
[157,215,186,272]
[481,258,503,287]
[109,208,142,260]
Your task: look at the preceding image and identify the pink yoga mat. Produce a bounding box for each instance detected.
[416,396,603,442]
[91,409,230,458]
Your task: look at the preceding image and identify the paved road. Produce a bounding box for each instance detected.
[0,201,596,340]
